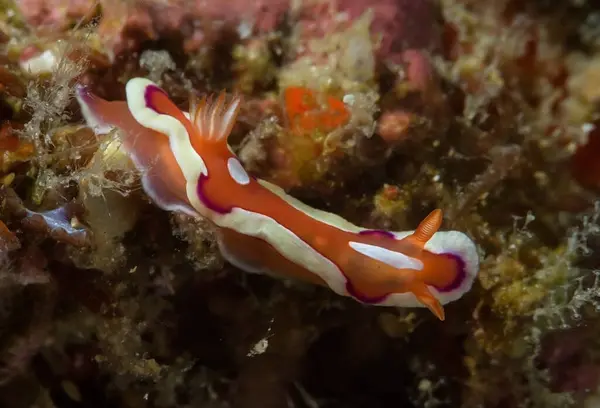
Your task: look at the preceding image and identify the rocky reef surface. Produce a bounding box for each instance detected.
[1,0,600,407]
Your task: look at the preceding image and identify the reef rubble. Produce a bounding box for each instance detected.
[0,0,599,407]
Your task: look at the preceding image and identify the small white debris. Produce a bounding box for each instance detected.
[583,122,596,134]
[581,122,597,144]
[247,338,269,357]
[418,379,432,392]
[20,50,59,75]
[247,318,274,357]
[343,94,356,106]
[237,20,254,39]
[139,50,176,82]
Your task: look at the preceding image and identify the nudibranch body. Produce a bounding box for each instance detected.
[75,78,479,320]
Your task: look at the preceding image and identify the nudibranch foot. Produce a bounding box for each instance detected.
[75,83,197,216]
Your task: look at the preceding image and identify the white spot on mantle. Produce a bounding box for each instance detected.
[227,157,250,185]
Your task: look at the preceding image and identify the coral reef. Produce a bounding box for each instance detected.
[0,0,599,407]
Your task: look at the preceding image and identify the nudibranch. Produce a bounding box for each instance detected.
[75,78,479,320]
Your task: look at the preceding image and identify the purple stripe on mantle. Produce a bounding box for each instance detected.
[345,280,390,304]
[196,173,232,214]
[144,85,169,113]
[358,229,395,239]
[434,253,467,293]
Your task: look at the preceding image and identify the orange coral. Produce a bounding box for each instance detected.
[284,86,350,135]
[267,86,351,188]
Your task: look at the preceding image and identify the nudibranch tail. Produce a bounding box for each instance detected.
[75,82,196,216]
[75,84,129,135]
